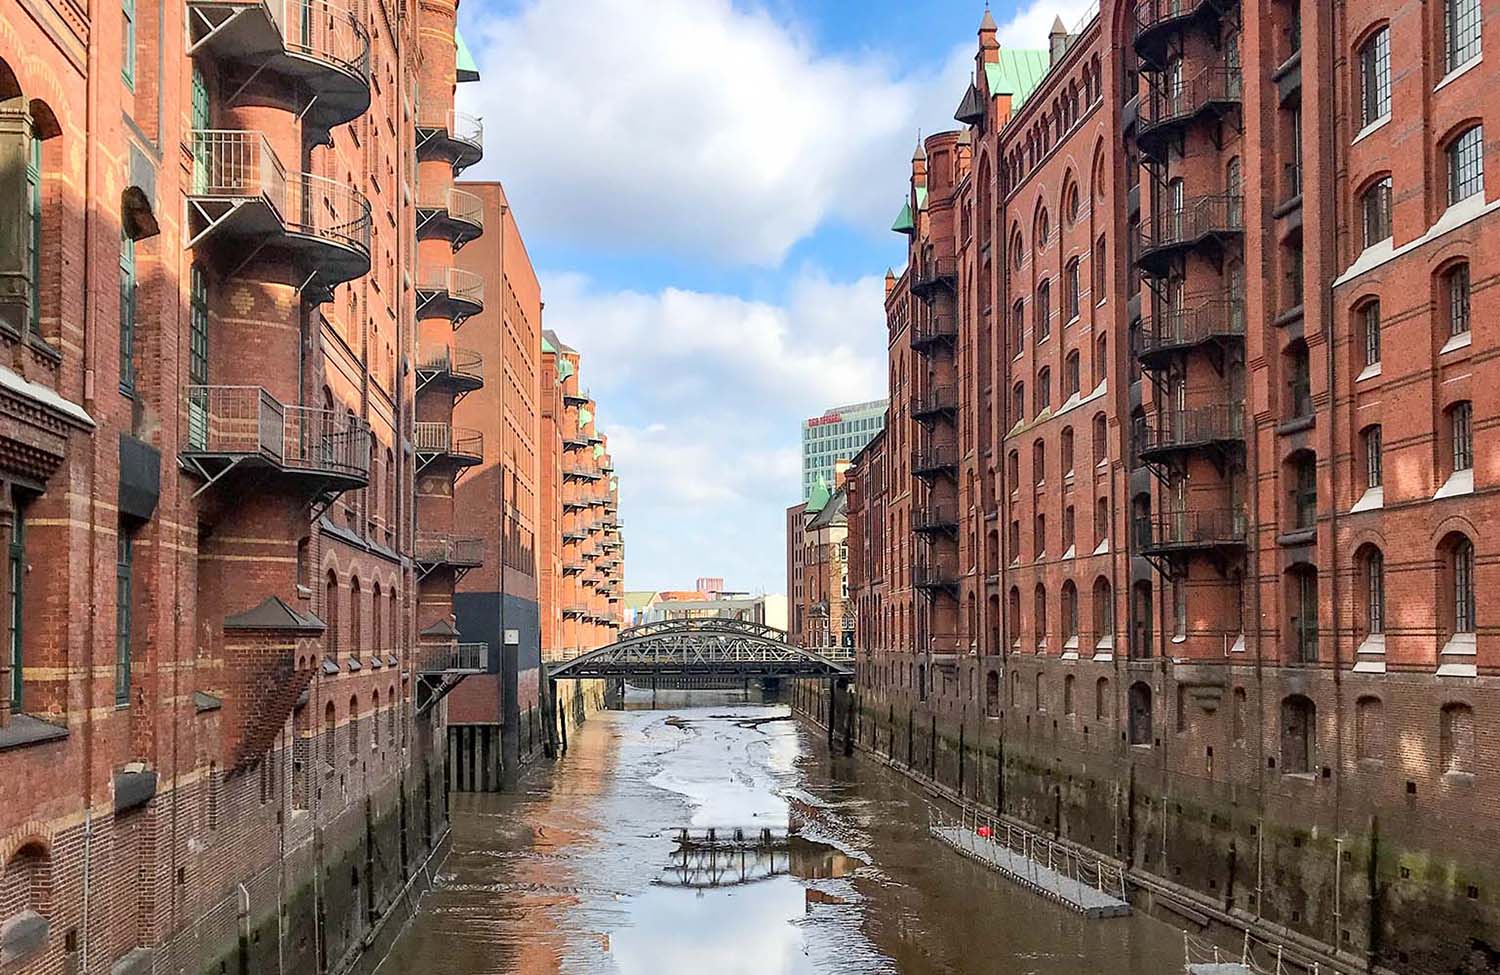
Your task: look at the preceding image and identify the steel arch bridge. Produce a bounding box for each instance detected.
[547,617,855,680]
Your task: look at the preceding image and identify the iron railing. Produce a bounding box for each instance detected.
[1140,297,1245,355]
[420,186,484,231]
[1145,507,1247,550]
[416,342,483,384]
[913,386,959,418]
[1142,67,1242,132]
[912,256,958,292]
[417,266,484,307]
[414,532,484,566]
[1141,194,1243,255]
[912,315,959,346]
[913,502,960,532]
[185,385,370,477]
[912,444,959,474]
[279,0,370,80]
[930,804,1129,906]
[189,130,372,257]
[913,559,960,589]
[418,642,488,673]
[413,422,483,460]
[418,109,483,154]
[1133,0,1226,41]
[1136,403,1245,453]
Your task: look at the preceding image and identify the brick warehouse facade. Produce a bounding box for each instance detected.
[0,0,593,972]
[838,4,1500,973]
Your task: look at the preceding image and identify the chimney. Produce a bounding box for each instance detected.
[834,459,852,489]
[911,139,927,189]
[978,6,999,64]
[1049,16,1069,64]
[884,268,897,299]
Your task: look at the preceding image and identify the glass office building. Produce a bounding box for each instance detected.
[801,399,888,501]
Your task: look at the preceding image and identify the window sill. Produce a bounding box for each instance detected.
[1356,363,1382,383]
[1434,468,1473,500]
[1435,54,1482,93]
[1353,633,1386,673]
[1272,304,1305,328]
[1093,539,1109,556]
[1350,486,1384,513]
[1278,528,1317,547]
[1437,631,1477,678]
[1352,114,1391,146]
[1439,330,1472,356]
[1277,415,1315,436]
[0,713,69,753]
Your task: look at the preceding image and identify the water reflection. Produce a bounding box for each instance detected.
[378,691,1187,975]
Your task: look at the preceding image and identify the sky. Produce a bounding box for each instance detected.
[456,0,1096,594]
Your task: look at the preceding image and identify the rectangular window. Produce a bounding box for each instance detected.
[1360,27,1390,126]
[1064,260,1080,321]
[119,234,136,395]
[1452,402,1473,472]
[116,530,133,706]
[1446,0,1482,72]
[1295,571,1319,662]
[1448,126,1484,206]
[1362,302,1380,367]
[26,136,41,337]
[8,509,23,711]
[1448,264,1471,336]
[122,0,136,88]
[1365,426,1383,489]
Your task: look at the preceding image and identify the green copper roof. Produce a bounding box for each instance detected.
[593,444,605,460]
[542,335,556,354]
[891,201,914,235]
[578,406,593,426]
[455,28,480,83]
[807,477,831,514]
[915,186,928,210]
[984,50,1050,110]
[557,357,574,382]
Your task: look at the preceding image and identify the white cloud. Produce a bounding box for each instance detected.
[458,0,968,265]
[542,268,886,592]
[996,0,1101,50]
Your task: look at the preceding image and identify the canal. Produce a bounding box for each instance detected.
[378,691,1187,974]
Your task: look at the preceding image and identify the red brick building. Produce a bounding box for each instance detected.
[847,4,1500,970]
[0,0,489,969]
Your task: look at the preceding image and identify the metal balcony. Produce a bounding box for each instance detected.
[414,532,484,579]
[413,422,483,472]
[1137,67,1242,161]
[563,463,603,483]
[912,444,959,479]
[563,604,588,618]
[415,642,488,715]
[1138,297,1245,370]
[1132,0,1239,67]
[415,342,484,397]
[562,561,586,576]
[1137,195,1243,278]
[182,385,370,503]
[912,386,959,423]
[913,502,960,536]
[913,559,961,593]
[417,186,484,250]
[187,0,371,130]
[1136,404,1245,473]
[562,496,589,513]
[563,388,591,407]
[910,256,958,298]
[1139,507,1247,563]
[911,315,959,351]
[416,109,484,174]
[416,266,484,327]
[186,130,371,294]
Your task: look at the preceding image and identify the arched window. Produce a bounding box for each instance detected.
[985,671,1000,717]
[1036,367,1051,411]
[1446,124,1483,206]
[1440,703,1475,773]
[1036,209,1050,250]
[1131,580,1153,659]
[1064,675,1076,715]
[1441,533,1477,637]
[1065,351,1081,398]
[1012,381,1025,423]
[1065,181,1080,224]
[371,688,381,747]
[348,695,359,755]
[1061,426,1075,475]
[1008,587,1021,647]
[1092,234,1107,304]
[1033,440,1046,488]
[1359,545,1385,638]
[1012,227,1025,269]
[1032,583,1050,652]
[1095,677,1110,720]
[1128,682,1153,745]
[1443,262,1471,337]
[325,570,340,657]
[349,576,361,654]
[1035,671,1046,711]
[388,684,398,742]
[1360,176,1392,247]
[1279,695,1315,774]
[1095,496,1109,551]
[1010,299,1026,355]
[1064,257,1081,321]
[1062,581,1078,646]
[371,581,382,650]
[1447,401,1473,475]
[1359,26,1391,126]
[323,701,336,768]
[1035,279,1052,342]
[1288,450,1317,530]
[1093,334,1107,387]
[1226,156,1242,198]
[1093,577,1113,648]
[1359,299,1381,368]
[1092,413,1108,466]
[1286,340,1312,418]
[4,841,54,924]
[1445,0,1482,71]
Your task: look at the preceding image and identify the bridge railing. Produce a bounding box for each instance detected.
[930,803,1128,904]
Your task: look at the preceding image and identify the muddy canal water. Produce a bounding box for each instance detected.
[378,692,1186,974]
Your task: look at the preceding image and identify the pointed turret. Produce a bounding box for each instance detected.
[1049,15,1070,64]
[885,268,897,299]
[911,136,927,189]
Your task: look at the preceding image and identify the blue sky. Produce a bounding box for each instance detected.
[456,0,1094,594]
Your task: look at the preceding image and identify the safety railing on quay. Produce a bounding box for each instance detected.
[930,804,1128,905]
